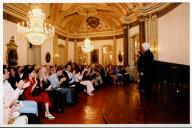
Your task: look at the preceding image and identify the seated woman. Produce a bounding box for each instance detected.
[74,68,95,96]
[108,66,118,85]
[22,67,55,120]
[37,66,64,112]
[89,68,103,87]
[115,66,123,85]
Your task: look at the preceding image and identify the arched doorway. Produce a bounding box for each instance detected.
[102,45,112,65]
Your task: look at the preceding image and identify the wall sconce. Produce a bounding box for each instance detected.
[54,53,60,58]
[151,47,157,52]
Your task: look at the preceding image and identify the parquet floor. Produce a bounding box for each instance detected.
[40,83,189,124]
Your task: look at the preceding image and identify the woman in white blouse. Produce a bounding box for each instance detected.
[73,68,95,96]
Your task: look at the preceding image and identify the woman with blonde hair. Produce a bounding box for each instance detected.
[38,66,64,112]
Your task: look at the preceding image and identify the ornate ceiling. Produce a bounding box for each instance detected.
[3,3,180,40]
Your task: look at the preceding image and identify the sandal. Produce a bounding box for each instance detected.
[45,113,55,120]
[88,93,94,96]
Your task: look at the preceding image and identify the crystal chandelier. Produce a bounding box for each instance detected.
[17,4,55,45]
[81,10,94,53]
[81,37,94,53]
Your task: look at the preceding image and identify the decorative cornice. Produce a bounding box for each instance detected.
[124,3,181,24]
[55,25,123,39]
[67,34,124,42]
[3,3,28,21]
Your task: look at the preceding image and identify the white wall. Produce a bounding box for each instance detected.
[3,20,28,66]
[27,45,41,65]
[158,3,189,65]
[41,37,53,65]
[27,47,34,65]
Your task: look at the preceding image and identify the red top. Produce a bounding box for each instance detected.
[23,77,52,107]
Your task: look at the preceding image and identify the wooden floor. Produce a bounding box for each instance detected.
[40,83,189,124]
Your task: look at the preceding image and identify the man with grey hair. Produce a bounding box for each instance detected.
[141,42,154,97]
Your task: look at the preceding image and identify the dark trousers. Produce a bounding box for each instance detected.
[139,74,144,90]
[69,82,86,99]
[47,90,64,110]
[75,82,86,94]
[143,73,153,95]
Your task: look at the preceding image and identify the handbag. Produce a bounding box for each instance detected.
[8,115,28,124]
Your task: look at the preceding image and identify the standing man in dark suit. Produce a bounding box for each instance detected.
[137,51,144,91]
[141,42,154,97]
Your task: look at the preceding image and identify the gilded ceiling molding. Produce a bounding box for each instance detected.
[73,16,86,33]
[97,12,121,26]
[50,3,63,24]
[95,15,117,30]
[55,25,123,40]
[123,3,179,24]
[3,3,28,21]
[113,3,127,15]
[3,3,181,41]
[61,14,77,29]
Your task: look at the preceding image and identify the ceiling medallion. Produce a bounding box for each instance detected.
[86,16,100,29]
